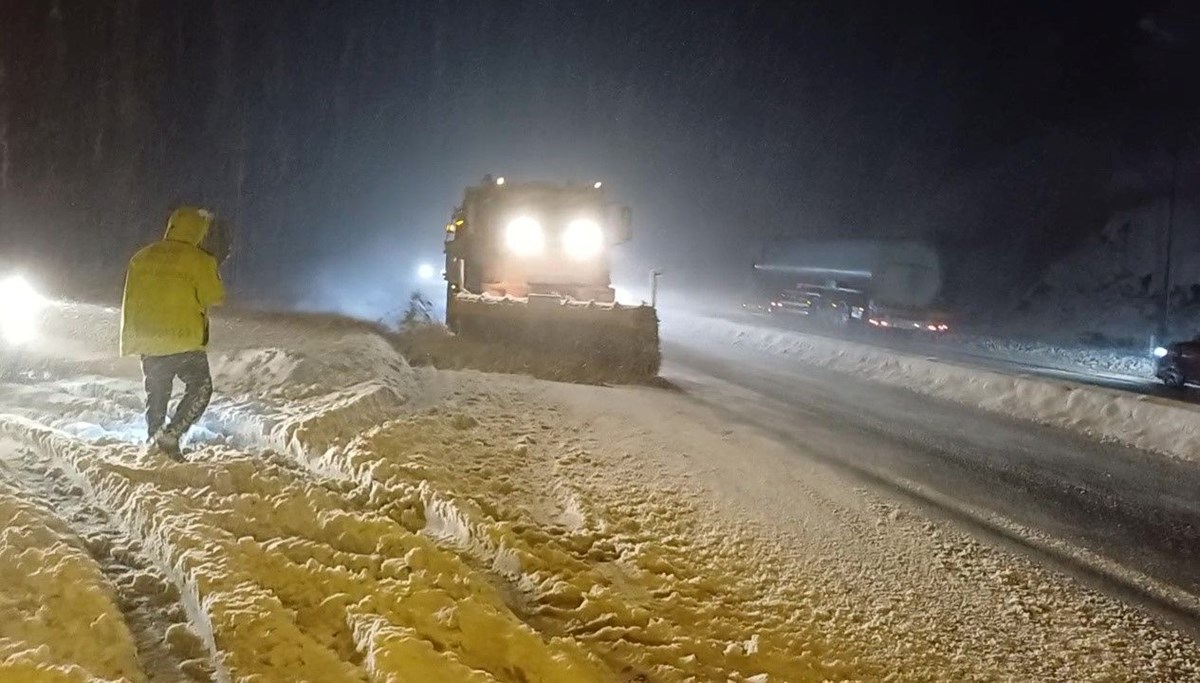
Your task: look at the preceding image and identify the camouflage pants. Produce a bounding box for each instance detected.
[141,351,212,441]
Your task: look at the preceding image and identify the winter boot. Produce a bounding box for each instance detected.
[152,430,185,463]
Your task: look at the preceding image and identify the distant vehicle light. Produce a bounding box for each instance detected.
[880,320,890,327]
[505,216,544,255]
[496,176,506,185]
[562,218,604,260]
[927,324,938,331]
[0,275,46,347]
[593,181,603,189]
[1154,346,1170,358]
[937,323,949,331]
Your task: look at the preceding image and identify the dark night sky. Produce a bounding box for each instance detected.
[1,0,1197,315]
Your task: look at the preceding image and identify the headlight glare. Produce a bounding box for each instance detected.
[0,275,46,347]
[562,218,604,260]
[505,216,544,256]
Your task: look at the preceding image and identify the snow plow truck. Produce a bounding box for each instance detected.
[443,176,660,378]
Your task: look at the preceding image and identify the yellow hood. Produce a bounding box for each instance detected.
[164,206,213,246]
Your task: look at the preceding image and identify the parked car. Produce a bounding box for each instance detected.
[1154,338,1200,388]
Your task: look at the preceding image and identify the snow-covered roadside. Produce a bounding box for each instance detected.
[3,306,616,680]
[0,469,144,682]
[673,314,1200,463]
[1,302,1197,680]
[1,417,619,681]
[3,304,884,680]
[11,304,871,680]
[952,333,1155,378]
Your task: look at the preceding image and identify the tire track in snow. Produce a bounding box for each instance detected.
[1,426,217,681]
[0,443,155,681]
[0,403,617,681]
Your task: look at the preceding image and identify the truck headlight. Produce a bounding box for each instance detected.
[1154,346,1169,358]
[0,275,45,346]
[505,216,544,256]
[562,218,604,260]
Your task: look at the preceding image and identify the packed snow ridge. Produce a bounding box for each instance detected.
[953,333,1155,378]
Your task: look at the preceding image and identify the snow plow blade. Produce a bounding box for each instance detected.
[448,294,660,380]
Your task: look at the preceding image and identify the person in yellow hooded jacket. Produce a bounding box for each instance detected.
[121,206,226,459]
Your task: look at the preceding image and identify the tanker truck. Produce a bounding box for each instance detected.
[443,176,660,377]
[748,237,951,333]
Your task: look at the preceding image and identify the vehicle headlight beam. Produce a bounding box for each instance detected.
[505,216,544,256]
[562,218,604,260]
[0,275,46,347]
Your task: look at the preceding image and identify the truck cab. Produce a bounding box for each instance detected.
[445,177,631,308]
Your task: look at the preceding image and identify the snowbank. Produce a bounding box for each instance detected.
[672,315,1200,463]
[26,303,421,454]
[954,334,1155,378]
[208,321,417,454]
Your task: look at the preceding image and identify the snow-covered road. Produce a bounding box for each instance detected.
[0,303,1197,681]
[660,316,1200,623]
[674,312,1200,462]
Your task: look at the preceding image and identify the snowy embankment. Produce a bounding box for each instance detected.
[672,314,1200,463]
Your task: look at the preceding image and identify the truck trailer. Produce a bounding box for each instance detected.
[748,237,951,333]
